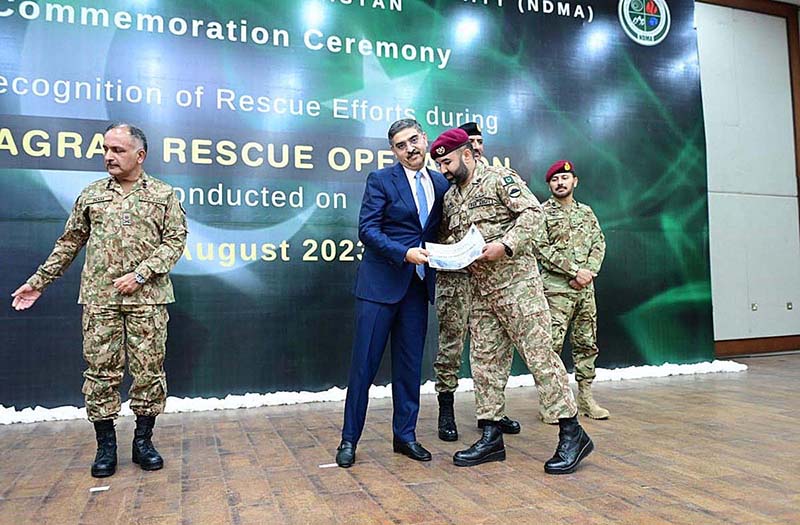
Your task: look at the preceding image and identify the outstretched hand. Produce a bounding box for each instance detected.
[11,283,42,311]
[405,247,430,265]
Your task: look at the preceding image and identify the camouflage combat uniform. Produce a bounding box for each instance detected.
[434,269,470,393]
[27,173,187,422]
[434,155,490,394]
[442,162,577,421]
[538,198,607,420]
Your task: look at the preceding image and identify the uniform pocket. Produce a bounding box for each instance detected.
[546,217,569,245]
[85,197,113,226]
[496,281,548,316]
[435,279,457,298]
[471,207,497,222]
[137,197,168,230]
[82,306,95,332]
[448,213,461,231]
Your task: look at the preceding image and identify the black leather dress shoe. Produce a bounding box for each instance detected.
[392,439,432,461]
[336,440,356,468]
[479,415,521,434]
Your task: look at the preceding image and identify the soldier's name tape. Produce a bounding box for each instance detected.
[1,360,747,425]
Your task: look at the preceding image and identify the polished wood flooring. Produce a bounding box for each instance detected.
[1,354,798,524]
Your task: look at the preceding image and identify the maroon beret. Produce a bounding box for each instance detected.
[545,160,575,182]
[430,128,470,160]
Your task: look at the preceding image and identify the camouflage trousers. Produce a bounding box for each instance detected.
[546,290,599,385]
[471,280,577,421]
[81,304,169,422]
[433,271,470,393]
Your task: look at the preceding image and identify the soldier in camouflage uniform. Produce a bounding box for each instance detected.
[12,123,187,478]
[434,122,520,442]
[537,160,609,424]
[430,128,593,474]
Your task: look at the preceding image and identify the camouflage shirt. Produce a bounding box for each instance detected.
[442,162,547,309]
[435,156,494,275]
[27,172,188,305]
[538,198,606,293]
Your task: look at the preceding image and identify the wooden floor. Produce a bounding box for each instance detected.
[1,354,799,525]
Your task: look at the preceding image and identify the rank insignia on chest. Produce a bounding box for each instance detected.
[122,212,132,226]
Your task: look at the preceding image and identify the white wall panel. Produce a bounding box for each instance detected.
[698,2,800,341]
[709,193,800,340]
[697,3,797,197]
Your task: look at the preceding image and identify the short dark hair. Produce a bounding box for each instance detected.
[105,123,148,153]
[387,118,423,144]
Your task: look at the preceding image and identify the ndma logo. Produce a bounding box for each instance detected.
[618,0,671,46]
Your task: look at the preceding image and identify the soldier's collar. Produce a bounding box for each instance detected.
[107,171,149,193]
[462,163,482,191]
[137,171,150,190]
[472,160,485,183]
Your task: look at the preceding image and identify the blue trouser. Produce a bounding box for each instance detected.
[342,278,428,444]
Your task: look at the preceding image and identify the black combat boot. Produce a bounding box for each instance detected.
[132,415,164,471]
[438,392,458,442]
[453,420,505,466]
[544,415,594,475]
[479,415,521,434]
[91,419,117,478]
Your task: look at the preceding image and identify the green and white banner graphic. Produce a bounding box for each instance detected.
[1,0,713,411]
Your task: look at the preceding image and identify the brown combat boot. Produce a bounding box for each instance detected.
[577,383,609,419]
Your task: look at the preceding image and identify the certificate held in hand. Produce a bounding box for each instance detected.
[425,225,486,270]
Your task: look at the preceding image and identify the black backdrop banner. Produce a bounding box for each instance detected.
[0,0,713,410]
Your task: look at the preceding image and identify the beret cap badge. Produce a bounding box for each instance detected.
[430,128,471,160]
[545,160,576,182]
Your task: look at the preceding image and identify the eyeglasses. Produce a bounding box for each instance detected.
[392,134,421,152]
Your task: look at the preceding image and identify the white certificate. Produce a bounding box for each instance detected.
[426,224,486,270]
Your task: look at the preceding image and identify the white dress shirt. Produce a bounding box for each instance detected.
[403,165,434,217]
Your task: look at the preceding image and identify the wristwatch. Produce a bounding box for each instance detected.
[134,272,146,285]
[502,243,513,257]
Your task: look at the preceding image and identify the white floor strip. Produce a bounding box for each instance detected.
[0,360,747,425]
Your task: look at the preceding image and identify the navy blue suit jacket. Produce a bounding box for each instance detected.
[354,162,448,304]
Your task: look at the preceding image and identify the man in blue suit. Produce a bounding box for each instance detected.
[336,119,449,467]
